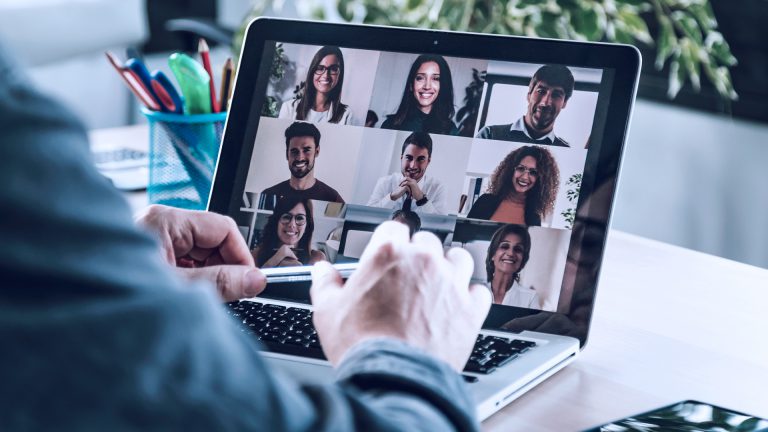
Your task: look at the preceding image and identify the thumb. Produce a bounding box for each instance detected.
[310,261,343,304]
[180,265,266,302]
[468,283,492,325]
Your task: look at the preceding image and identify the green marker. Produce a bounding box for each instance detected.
[168,53,211,114]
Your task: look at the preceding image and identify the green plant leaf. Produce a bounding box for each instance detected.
[610,20,636,44]
[570,4,603,41]
[690,2,717,31]
[618,8,653,44]
[671,10,703,44]
[705,31,738,67]
[680,38,701,90]
[667,51,686,99]
[655,17,677,69]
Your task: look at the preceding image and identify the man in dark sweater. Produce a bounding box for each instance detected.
[262,121,345,203]
[476,64,574,147]
[0,42,492,430]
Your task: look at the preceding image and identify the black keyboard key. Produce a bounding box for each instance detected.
[464,361,496,374]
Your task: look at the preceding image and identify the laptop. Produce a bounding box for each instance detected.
[208,18,640,421]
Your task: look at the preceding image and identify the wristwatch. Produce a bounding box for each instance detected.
[415,195,429,207]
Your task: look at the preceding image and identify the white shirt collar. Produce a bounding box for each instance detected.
[509,116,558,143]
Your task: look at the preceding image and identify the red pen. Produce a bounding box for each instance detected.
[104,51,160,111]
[198,38,220,113]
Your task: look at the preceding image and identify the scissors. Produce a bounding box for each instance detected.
[125,57,184,114]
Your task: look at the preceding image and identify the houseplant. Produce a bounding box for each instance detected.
[241,0,738,101]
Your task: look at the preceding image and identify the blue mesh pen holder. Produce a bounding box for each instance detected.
[143,109,226,210]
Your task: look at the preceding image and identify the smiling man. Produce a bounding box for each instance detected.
[262,121,344,203]
[476,65,574,147]
[367,132,447,214]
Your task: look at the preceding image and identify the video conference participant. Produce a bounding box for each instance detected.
[476,64,574,147]
[367,132,447,214]
[381,54,459,136]
[467,145,559,226]
[392,209,421,237]
[485,224,540,308]
[278,46,352,124]
[253,196,326,268]
[262,121,345,203]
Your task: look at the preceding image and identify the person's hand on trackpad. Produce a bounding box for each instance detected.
[310,221,492,371]
[136,205,266,301]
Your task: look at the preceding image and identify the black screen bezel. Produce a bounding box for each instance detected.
[208,18,641,349]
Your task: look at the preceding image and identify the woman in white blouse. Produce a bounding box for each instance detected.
[485,224,540,309]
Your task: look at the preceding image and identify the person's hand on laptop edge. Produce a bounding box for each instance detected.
[311,221,492,371]
[136,205,266,301]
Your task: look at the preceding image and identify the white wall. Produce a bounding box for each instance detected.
[613,99,768,269]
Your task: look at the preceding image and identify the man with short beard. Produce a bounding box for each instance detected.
[476,65,574,147]
[262,121,345,203]
[367,132,447,214]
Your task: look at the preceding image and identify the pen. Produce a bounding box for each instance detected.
[219,57,234,112]
[105,51,160,111]
[198,38,220,113]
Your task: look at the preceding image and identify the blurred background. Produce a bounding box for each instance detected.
[1,0,765,269]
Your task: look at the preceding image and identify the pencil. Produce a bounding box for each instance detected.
[219,58,234,112]
[197,38,220,113]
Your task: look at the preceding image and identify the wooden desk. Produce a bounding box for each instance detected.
[90,125,768,431]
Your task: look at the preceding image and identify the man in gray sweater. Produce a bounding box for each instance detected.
[0,42,490,431]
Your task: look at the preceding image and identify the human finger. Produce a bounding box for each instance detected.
[310,261,343,302]
[468,283,492,321]
[411,230,444,257]
[445,247,476,289]
[180,265,266,301]
[188,212,254,266]
[358,221,409,264]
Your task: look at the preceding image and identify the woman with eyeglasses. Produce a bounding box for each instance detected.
[467,145,559,226]
[381,54,458,135]
[278,46,351,124]
[485,224,539,307]
[253,196,326,268]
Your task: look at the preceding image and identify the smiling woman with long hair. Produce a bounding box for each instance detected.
[253,196,326,268]
[381,54,458,135]
[468,145,559,226]
[279,46,351,124]
[485,224,539,308]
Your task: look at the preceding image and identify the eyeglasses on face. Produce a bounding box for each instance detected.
[314,64,341,75]
[514,165,538,177]
[279,213,307,226]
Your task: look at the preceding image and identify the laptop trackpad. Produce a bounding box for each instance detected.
[263,355,336,385]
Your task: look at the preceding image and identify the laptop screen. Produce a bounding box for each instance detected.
[210,20,639,345]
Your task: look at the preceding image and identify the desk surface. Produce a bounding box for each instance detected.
[91,125,768,431]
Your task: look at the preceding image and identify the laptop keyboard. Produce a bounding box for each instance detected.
[225,300,536,375]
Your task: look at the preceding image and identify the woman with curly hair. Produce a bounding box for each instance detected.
[485,224,539,308]
[279,46,351,124]
[252,196,326,268]
[467,145,559,226]
[380,54,458,135]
